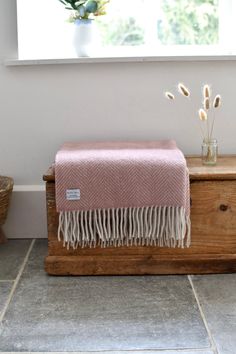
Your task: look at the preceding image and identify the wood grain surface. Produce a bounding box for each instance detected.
[0,227,7,244]
[44,155,236,275]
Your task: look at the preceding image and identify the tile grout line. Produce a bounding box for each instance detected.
[1,350,216,354]
[57,349,217,353]
[188,275,218,354]
[0,280,14,283]
[52,348,216,353]
[0,239,36,323]
[0,350,216,354]
[66,350,214,353]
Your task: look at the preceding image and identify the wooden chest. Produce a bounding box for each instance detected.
[43,156,236,275]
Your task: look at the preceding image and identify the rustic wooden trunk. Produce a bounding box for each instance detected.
[0,228,7,244]
[43,156,236,275]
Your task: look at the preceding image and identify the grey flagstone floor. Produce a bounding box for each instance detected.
[0,239,235,353]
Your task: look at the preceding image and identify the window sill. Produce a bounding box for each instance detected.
[4,54,236,66]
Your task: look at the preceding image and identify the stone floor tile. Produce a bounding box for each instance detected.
[0,240,31,280]
[0,282,12,316]
[192,274,236,354]
[0,240,210,352]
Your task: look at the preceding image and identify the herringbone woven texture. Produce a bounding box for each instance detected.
[55,140,190,214]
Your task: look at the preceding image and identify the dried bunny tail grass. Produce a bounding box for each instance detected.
[203,84,211,98]
[199,108,208,121]
[213,94,221,108]
[178,83,190,97]
[165,91,175,100]
[204,97,210,110]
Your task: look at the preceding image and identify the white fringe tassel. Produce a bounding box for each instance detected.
[58,206,191,249]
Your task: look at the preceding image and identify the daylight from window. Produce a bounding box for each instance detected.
[17,0,236,59]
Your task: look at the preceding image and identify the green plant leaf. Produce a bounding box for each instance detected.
[75,0,86,6]
[85,0,98,13]
[67,0,78,10]
[58,0,68,5]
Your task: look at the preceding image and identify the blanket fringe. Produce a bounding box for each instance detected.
[58,206,191,249]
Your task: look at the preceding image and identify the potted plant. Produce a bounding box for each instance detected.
[58,0,110,57]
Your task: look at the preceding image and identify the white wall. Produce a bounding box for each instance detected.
[1,0,236,238]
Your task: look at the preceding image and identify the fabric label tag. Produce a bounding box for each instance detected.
[66,189,81,200]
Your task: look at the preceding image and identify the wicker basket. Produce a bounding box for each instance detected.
[0,176,14,226]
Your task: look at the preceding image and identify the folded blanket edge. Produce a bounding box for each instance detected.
[58,206,191,249]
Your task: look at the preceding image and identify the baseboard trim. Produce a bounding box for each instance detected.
[3,188,47,239]
[13,185,45,192]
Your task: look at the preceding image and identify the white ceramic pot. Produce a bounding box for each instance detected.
[73,19,100,57]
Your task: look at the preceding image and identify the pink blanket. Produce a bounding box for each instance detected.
[55,140,190,249]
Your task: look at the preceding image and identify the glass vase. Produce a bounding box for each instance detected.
[202,139,218,166]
